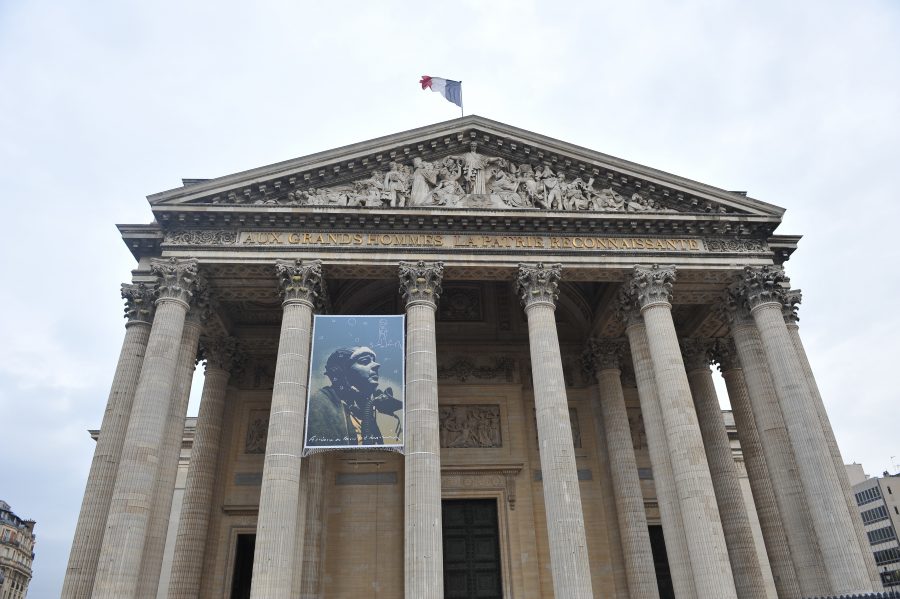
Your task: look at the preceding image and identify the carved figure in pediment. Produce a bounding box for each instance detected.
[513,163,540,205]
[410,157,439,206]
[447,142,506,195]
[382,161,411,207]
[594,186,626,211]
[563,177,592,211]
[352,173,386,207]
[538,166,564,210]
[489,166,528,208]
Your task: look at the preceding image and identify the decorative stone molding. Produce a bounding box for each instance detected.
[121,282,158,324]
[438,286,482,321]
[717,285,754,328]
[516,262,561,308]
[150,257,200,305]
[680,338,715,372]
[627,264,676,310]
[711,337,740,372]
[398,260,444,307]
[437,356,516,384]
[184,276,212,327]
[164,229,238,245]
[738,265,788,311]
[201,336,245,374]
[441,464,523,510]
[584,338,626,372]
[782,289,801,324]
[274,258,326,308]
[439,405,502,448]
[244,410,269,454]
[704,238,768,253]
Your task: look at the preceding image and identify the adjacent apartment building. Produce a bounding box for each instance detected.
[848,464,900,589]
[0,501,36,599]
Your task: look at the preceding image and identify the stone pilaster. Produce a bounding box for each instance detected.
[299,453,327,599]
[137,283,208,598]
[739,266,872,594]
[720,289,828,597]
[714,338,802,599]
[517,263,594,599]
[681,338,768,599]
[168,336,243,599]
[587,338,660,599]
[399,260,445,599]
[61,283,157,599]
[781,291,883,590]
[626,265,737,599]
[621,301,697,599]
[250,259,325,599]
[92,258,200,599]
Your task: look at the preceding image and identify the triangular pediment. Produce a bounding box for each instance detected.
[148,116,783,217]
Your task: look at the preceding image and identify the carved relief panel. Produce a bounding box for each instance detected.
[439,404,502,448]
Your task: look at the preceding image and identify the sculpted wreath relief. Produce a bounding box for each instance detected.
[245,143,671,212]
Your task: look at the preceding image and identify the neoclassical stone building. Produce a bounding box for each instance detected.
[63,117,885,599]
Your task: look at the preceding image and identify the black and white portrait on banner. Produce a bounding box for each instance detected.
[304,315,405,450]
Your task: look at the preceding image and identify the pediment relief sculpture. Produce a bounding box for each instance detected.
[200,143,683,214]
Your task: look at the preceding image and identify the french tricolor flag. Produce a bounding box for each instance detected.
[420,75,463,109]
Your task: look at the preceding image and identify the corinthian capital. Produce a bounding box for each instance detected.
[627,265,676,310]
[201,336,245,374]
[121,282,158,324]
[399,261,444,307]
[185,276,212,327]
[275,259,326,308]
[782,289,801,325]
[615,286,641,328]
[150,257,200,306]
[680,337,715,372]
[585,338,626,373]
[738,265,788,311]
[717,284,753,329]
[711,337,740,372]
[516,263,561,308]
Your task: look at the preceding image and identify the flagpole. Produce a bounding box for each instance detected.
[460,81,464,117]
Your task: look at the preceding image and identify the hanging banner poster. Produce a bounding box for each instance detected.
[304,315,405,451]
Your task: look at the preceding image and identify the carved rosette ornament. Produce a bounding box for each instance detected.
[711,337,740,373]
[275,259,326,309]
[738,265,788,312]
[516,263,562,309]
[201,336,245,374]
[680,338,715,372]
[585,338,626,373]
[782,289,801,325]
[121,282,158,325]
[627,264,676,310]
[398,260,444,307]
[150,257,200,306]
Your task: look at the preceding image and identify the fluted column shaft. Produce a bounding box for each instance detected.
[783,301,882,590]
[741,267,872,594]
[590,340,659,599]
[628,265,737,599]
[400,260,445,599]
[137,313,203,598]
[61,284,155,599]
[299,454,327,599]
[625,320,697,599]
[682,343,767,599]
[250,259,324,599]
[719,358,801,599]
[518,263,593,599]
[168,338,238,599]
[729,319,827,596]
[93,258,200,599]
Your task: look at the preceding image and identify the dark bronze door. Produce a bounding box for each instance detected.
[442,499,503,599]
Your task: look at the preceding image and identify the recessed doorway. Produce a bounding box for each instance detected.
[442,498,503,599]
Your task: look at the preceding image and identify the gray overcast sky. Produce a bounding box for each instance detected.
[2,1,899,595]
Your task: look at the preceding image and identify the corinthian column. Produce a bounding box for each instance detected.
[782,291,883,590]
[517,263,593,599]
[299,453,327,599]
[680,338,767,599]
[626,265,737,599]
[61,283,156,599]
[138,285,207,598]
[739,266,872,594]
[621,302,697,599]
[714,339,801,599]
[168,336,243,599]
[92,258,200,599]
[250,259,325,599]
[399,260,445,599]
[587,338,660,599]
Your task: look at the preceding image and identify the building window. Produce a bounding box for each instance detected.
[874,546,900,566]
[867,525,897,545]
[862,505,890,524]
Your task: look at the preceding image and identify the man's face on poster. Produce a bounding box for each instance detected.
[347,347,380,392]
